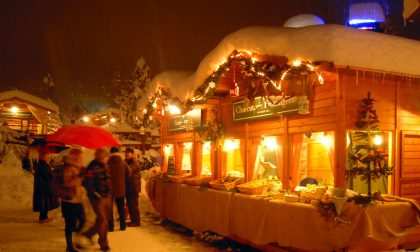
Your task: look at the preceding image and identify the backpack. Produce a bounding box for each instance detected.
[51,165,73,200]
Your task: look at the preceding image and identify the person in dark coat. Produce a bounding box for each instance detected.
[33,149,60,223]
[80,149,112,252]
[107,147,131,231]
[125,148,141,227]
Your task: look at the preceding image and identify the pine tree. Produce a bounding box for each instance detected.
[347,92,393,198]
[112,57,151,128]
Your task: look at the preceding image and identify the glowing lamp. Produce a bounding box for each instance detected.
[292,60,302,67]
[183,142,192,149]
[373,135,383,145]
[10,106,19,113]
[168,104,181,115]
[110,117,116,123]
[318,135,331,149]
[223,139,239,152]
[164,144,172,154]
[263,136,277,150]
[82,116,89,122]
[347,2,385,30]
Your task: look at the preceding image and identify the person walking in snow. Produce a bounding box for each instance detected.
[80,149,112,252]
[107,147,131,231]
[61,154,84,252]
[125,148,141,227]
[33,148,60,223]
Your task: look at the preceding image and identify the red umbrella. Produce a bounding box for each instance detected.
[46,125,121,149]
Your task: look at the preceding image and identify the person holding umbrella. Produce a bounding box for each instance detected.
[33,148,60,223]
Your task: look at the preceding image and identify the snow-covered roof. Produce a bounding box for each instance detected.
[0,89,59,113]
[101,122,139,133]
[147,24,420,102]
[90,107,120,118]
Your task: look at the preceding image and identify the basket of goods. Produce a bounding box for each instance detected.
[184,175,212,186]
[236,179,269,195]
[168,173,192,183]
[300,184,328,201]
[209,176,243,191]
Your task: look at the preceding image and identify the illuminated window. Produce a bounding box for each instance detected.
[255,136,280,179]
[181,142,192,172]
[223,139,244,178]
[201,141,212,175]
[292,132,335,187]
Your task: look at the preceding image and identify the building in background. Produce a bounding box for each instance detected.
[0,89,60,135]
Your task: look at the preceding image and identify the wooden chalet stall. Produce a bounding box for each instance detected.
[145,25,420,251]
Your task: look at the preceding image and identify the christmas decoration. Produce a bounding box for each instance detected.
[141,50,324,126]
[45,111,63,134]
[167,156,176,176]
[346,92,393,200]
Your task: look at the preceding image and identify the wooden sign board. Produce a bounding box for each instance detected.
[1,110,33,119]
[168,109,202,132]
[233,96,301,122]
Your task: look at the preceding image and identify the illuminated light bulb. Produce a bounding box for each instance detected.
[292,60,302,67]
[263,136,277,150]
[82,116,89,122]
[110,117,116,123]
[152,103,158,108]
[318,135,331,149]
[149,115,153,120]
[373,135,383,145]
[223,139,239,151]
[143,108,148,114]
[164,144,171,154]
[168,104,181,115]
[10,106,19,113]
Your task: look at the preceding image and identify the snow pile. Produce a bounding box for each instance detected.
[0,151,33,211]
[147,24,420,102]
[102,122,139,133]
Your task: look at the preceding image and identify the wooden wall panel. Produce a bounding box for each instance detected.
[400,132,420,202]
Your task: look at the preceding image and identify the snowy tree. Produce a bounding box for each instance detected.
[46,111,62,134]
[112,57,151,128]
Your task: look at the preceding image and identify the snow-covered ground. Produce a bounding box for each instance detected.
[0,151,220,252]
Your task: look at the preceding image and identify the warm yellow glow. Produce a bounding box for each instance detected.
[292,60,302,67]
[82,116,89,122]
[110,117,116,123]
[203,141,211,151]
[183,142,192,149]
[223,139,240,152]
[373,135,383,145]
[164,144,172,155]
[10,106,19,113]
[263,136,277,150]
[143,108,147,114]
[318,135,331,149]
[152,102,158,108]
[168,104,181,115]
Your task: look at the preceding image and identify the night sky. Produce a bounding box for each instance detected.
[0,0,367,112]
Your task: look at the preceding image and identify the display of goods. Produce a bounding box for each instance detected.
[168,173,192,183]
[184,175,212,186]
[236,179,269,195]
[209,177,243,191]
[284,194,299,202]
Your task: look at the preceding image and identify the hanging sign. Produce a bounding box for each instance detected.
[233,96,303,122]
[1,110,33,119]
[168,109,202,132]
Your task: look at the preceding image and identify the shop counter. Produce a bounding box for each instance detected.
[148,181,420,251]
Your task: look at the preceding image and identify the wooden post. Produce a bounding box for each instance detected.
[335,69,347,188]
[282,117,289,190]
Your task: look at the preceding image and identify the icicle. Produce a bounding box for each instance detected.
[356,70,359,87]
